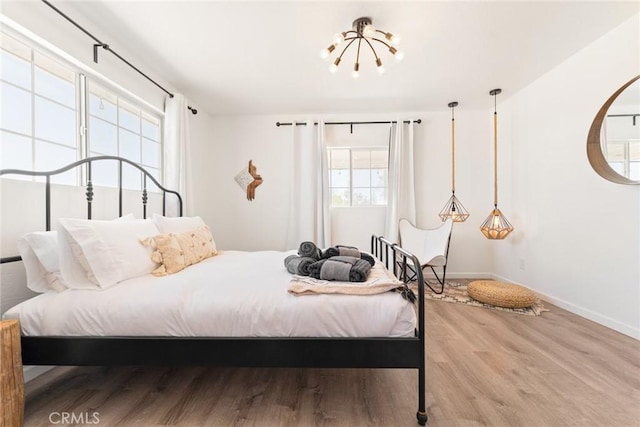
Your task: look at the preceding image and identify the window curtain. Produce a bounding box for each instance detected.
[286,120,331,249]
[162,94,193,217]
[385,120,416,243]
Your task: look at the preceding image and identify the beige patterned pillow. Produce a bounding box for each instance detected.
[141,226,218,276]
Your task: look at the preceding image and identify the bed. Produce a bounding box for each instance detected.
[0,156,429,425]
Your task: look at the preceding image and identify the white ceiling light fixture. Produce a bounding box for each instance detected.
[320,17,403,78]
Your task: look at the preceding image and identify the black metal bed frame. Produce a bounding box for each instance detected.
[0,156,428,425]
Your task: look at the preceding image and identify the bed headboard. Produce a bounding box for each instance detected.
[0,155,182,264]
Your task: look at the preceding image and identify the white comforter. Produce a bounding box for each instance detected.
[4,250,416,337]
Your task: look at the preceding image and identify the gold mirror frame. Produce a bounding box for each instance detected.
[587,75,640,185]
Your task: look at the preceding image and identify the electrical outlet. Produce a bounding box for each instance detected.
[519,258,525,270]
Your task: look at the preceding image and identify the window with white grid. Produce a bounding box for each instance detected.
[0,31,163,190]
[0,32,79,184]
[87,81,162,191]
[328,147,388,207]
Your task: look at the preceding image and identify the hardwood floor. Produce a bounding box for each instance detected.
[23,296,640,426]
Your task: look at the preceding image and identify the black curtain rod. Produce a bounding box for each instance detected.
[607,113,639,125]
[276,119,422,127]
[41,0,198,115]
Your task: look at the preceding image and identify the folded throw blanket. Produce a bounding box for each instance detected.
[289,261,404,296]
[322,245,375,266]
[308,256,372,282]
[284,255,315,276]
[298,241,321,260]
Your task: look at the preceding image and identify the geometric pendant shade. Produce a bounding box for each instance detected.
[439,193,470,222]
[480,207,513,239]
[439,101,470,222]
[480,89,513,239]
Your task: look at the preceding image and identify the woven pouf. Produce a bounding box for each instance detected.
[467,280,537,309]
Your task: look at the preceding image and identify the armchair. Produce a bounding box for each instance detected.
[398,218,453,294]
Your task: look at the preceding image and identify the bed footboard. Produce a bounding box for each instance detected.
[371,234,427,425]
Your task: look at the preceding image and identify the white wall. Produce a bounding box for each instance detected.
[418,111,495,279]
[191,112,494,278]
[493,15,640,338]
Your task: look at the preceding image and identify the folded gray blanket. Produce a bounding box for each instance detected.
[298,241,321,260]
[322,245,375,266]
[284,255,315,276]
[308,256,372,282]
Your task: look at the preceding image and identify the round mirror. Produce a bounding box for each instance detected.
[587,75,640,185]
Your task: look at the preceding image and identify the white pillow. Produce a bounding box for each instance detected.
[15,214,136,293]
[152,214,206,234]
[58,217,160,290]
[17,231,66,293]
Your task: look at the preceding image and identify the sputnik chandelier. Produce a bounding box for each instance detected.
[320,17,404,78]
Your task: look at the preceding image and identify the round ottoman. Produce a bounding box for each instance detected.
[467,280,537,309]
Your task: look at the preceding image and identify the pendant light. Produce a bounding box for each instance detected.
[439,101,470,222]
[480,88,513,239]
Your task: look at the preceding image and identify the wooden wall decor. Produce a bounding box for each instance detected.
[234,160,263,201]
[587,74,640,185]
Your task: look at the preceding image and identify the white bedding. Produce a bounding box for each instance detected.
[3,250,416,337]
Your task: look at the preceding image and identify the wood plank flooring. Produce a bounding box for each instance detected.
[23,295,640,426]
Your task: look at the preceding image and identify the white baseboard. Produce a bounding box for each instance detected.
[23,365,54,383]
[492,273,640,340]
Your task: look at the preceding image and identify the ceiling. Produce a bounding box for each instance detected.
[54,1,638,116]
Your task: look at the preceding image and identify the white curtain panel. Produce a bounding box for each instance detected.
[285,120,332,250]
[385,120,416,243]
[162,94,193,216]
[316,121,331,248]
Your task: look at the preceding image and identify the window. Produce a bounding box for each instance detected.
[0,32,163,189]
[87,81,162,191]
[0,33,78,184]
[328,148,388,206]
[604,140,640,181]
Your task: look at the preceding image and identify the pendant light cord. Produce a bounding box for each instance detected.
[493,93,498,208]
[451,106,456,194]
